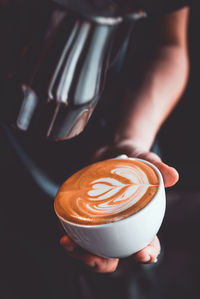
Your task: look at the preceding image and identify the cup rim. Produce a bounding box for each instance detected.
[54,157,164,229]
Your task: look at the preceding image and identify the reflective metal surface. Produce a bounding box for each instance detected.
[3,1,145,141]
[52,0,144,20]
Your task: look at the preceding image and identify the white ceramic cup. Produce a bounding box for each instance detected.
[54,155,166,258]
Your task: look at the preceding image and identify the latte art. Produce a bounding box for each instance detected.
[54,159,160,225]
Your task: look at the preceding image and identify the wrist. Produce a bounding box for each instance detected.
[112,99,161,152]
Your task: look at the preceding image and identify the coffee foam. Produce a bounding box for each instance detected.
[54,159,159,225]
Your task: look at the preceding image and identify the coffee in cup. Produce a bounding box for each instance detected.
[54,156,165,258]
[55,158,159,225]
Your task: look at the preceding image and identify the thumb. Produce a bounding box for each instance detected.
[153,161,179,188]
[136,152,179,188]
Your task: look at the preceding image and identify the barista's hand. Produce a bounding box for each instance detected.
[60,139,179,273]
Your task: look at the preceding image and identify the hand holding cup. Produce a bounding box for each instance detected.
[55,145,179,272]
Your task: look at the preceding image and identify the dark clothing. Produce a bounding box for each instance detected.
[52,0,190,15]
[137,0,189,14]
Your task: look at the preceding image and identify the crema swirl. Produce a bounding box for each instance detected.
[54,159,160,225]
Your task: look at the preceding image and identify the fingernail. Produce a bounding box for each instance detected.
[154,258,158,263]
[143,255,151,263]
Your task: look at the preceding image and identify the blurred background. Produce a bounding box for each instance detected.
[1,1,200,299]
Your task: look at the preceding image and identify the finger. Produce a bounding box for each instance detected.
[133,236,161,264]
[93,258,119,273]
[60,235,78,252]
[68,250,119,273]
[137,151,162,163]
[92,143,140,163]
[153,162,179,187]
[137,153,179,188]
[79,253,119,273]
[60,236,119,273]
[92,146,128,162]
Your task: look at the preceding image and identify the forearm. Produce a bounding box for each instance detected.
[114,44,189,151]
